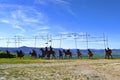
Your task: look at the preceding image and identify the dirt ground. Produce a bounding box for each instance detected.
[0,59,120,80]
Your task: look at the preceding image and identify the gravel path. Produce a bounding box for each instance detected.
[0,59,120,80]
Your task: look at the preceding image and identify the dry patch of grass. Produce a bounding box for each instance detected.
[0,59,120,80]
[0,65,103,80]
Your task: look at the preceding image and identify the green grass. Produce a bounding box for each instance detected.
[0,58,52,64]
[0,57,77,64]
[0,57,98,64]
[0,56,120,64]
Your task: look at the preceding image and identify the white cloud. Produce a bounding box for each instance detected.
[12,24,25,32]
[34,0,47,5]
[0,1,77,48]
[0,2,74,40]
[10,7,44,24]
[37,27,50,31]
[23,18,39,23]
[35,0,70,5]
[0,4,48,36]
[0,19,10,24]
[34,0,75,16]
[50,0,70,5]
[0,18,25,34]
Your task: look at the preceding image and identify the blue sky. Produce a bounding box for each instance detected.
[0,0,120,49]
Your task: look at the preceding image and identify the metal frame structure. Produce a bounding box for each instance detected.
[0,33,109,49]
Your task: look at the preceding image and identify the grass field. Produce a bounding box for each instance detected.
[0,57,119,64]
[0,57,89,64]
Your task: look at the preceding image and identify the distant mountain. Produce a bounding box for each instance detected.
[0,46,32,53]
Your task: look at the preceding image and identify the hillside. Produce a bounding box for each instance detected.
[0,46,120,58]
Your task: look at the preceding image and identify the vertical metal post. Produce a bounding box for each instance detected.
[50,35,52,46]
[17,36,21,47]
[86,33,89,49]
[59,34,62,48]
[46,34,49,47]
[14,36,17,48]
[74,34,77,49]
[6,38,10,48]
[34,36,37,48]
[106,36,109,48]
[103,34,106,49]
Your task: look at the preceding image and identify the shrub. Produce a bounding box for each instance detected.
[0,51,16,58]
